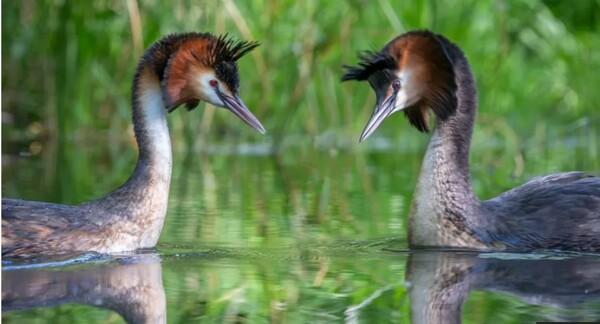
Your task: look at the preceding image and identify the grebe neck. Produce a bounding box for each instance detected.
[408,54,485,248]
[132,66,172,178]
[83,65,172,251]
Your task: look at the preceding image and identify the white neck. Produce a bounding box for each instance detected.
[138,84,173,170]
[91,74,173,253]
[130,82,173,248]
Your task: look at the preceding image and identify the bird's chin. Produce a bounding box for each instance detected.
[184,99,200,110]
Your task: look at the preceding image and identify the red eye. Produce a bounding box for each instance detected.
[209,79,218,88]
[392,79,401,92]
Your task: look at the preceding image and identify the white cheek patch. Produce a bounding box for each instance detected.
[392,69,421,113]
[198,74,225,108]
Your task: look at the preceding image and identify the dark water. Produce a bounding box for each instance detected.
[2,138,600,323]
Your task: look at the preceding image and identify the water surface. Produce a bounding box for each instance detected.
[2,138,600,323]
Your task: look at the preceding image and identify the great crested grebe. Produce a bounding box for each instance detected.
[2,32,265,258]
[342,30,600,252]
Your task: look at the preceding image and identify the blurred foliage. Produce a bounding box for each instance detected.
[2,0,599,202]
[2,0,600,322]
[3,0,600,146]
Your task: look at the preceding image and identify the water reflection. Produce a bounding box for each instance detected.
[2,248,600,323]
[2,254,166,323]
[406,251,600,324]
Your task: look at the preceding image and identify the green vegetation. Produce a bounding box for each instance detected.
[2,0,600,323]
[3,0,599,202]
[3,1,600,151]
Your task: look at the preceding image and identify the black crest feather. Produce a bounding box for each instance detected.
[341,50,396,81]
[208,35,259,93]
[208,34,260,66]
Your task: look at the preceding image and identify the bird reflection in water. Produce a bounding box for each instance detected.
[2,253,165,323]
[405,251,600,324]
[3,250,599,323]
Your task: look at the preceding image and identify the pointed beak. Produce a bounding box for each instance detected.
[359,93,397,142]
[218,92,266,134]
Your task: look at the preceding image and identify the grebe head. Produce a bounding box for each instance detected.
[161,34,265,133]
[342,30,458,141]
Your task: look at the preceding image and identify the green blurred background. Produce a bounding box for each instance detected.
[2,0,600,323]
[3,0,599,160]
[2,0,599,229]
[3,0,600,198]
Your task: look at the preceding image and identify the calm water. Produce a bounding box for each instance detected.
[2,135,600,323]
